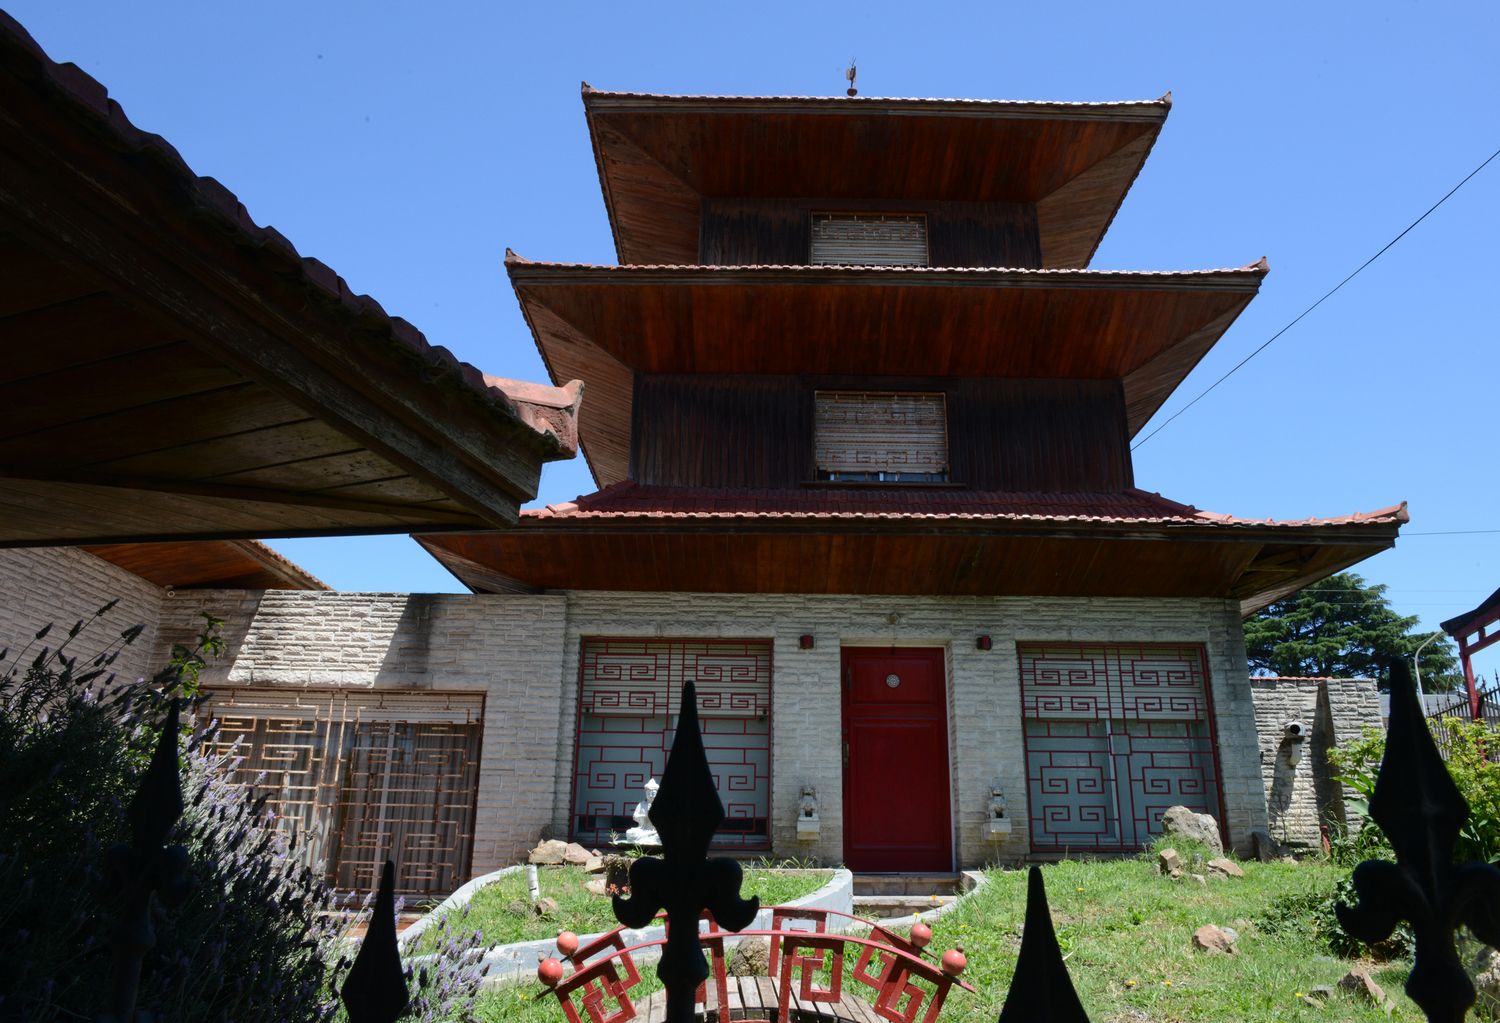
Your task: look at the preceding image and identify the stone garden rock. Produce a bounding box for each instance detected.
[585,856,606,873]
[1161,806,1223,855]
[1189,873,1207,887]
[505,898,530,916]
[1307,985,1334,1003]
[533,896,560,917]
[1157,848,1182,877]
[729,938,772,977]
[1191,924,1236,955]
[1338,967,1386,1005]
[584,878,609,896]
[1206,857,1245,879]
[529,839,569,865]
[564,842,593,865]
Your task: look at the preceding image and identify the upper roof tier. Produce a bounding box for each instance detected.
[583,85,1171,269]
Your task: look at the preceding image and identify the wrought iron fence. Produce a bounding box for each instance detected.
[1426,675,1500,761]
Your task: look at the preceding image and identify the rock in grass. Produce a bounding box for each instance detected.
[584,856,605,873]
[529,839,569,865]
[1161,806,1223,855]
[1189,873,1207,887]
[1191,924,1236,955]
[1338,967,1386,1005]
[729,938,771,976]
[1157,848,1183,877]
[584,878,608,896]
[533,896,560,918]
[1206,857,1245,879]
[505,898,530,916]
[564,842,592,865]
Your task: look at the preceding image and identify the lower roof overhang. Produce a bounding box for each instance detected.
[509,258,1266,488]
[81,539,328,590]
[0,14,579,545]
[416,517,1402,618]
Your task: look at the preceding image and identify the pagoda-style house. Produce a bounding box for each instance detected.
[1,45,1407,892]
[411,86,1404,870]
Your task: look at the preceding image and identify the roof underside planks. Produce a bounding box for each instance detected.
[509,258,1265,488]
[582,87,1170,269]
[0,14,580,546]
[415,487,1406,616]
[82,539,328,590]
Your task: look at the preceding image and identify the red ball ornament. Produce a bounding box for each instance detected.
[941,946,967,977]
[538,957,565,987]
[908,921,933,948]
[557,929,580,958]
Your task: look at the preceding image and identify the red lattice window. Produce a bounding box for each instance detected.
[1018,643,1223,853]
[572,638,771,849]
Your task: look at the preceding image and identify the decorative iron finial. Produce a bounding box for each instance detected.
[342,860,411,1023]
[613,681,759,1023]
[102,698,191,1023]
[996,867,1091,1023]
[1337,659,1500,1023]
[845,60,857,97]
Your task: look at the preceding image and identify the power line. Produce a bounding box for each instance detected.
[1405,529,1500,536]
[1132,142,1500,451]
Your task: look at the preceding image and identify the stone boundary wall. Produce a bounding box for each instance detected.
[0,546,164,683]
[1249,676,1382,848]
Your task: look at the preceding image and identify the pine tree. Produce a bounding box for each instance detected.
[1243,572,1460,689]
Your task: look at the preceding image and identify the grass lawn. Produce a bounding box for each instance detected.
[470,853,1415,1023]
[416,865,832,953]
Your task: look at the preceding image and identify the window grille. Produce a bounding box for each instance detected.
[810,213,928,266]
[1018,643,1223,852]
[573,638,771,849]
[203,688,483,898]
[814,391,949,482]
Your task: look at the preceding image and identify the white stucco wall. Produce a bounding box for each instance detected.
[0,546,165,683]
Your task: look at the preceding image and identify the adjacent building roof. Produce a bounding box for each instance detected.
[417,486,1405,615]
[82,540,328,590]
[583,86,1170,269]
[510,255,1266,487]
[1442,585,1500,641]
[0,13,580,545]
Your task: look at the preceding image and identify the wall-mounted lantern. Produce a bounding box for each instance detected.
[987,784,1011,839]
[975,635,992,651]
[796,785,820,840]
[798,634,815,650]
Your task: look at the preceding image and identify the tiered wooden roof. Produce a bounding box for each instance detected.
[0,13,580,546]
[583,86,1170,268]
[83,540,328,590]
[510,256,1267,487]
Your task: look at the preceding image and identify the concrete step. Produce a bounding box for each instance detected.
[852,872,962,897]
[853,894,959,919]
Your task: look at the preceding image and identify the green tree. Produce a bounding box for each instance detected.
[1243,572,1461,689]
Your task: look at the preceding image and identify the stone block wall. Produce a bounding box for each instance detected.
[0,546,165,682]
[158,590,569,874]
[558,591,1268,864]
[1249,676,1382,848]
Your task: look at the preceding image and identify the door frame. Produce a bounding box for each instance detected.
[840,645,955,871]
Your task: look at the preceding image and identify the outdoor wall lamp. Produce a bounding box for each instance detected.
[798,634,815,650]
[975,635,992,651]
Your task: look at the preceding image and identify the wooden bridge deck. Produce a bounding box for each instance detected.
[635,978,887,1023]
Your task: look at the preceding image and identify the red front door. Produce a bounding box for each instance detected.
[841,647,952,872]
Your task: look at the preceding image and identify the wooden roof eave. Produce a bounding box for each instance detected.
[0,15,579,541]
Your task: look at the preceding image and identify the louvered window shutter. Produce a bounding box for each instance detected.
[815,392,948,480]
[810,214,928,266]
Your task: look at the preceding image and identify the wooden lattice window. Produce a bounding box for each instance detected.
[810,213,928,266]
[814,391,949,482]
[203,688,483,898]
[572,637,771,849]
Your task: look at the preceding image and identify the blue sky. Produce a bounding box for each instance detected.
[11,1,1498,675]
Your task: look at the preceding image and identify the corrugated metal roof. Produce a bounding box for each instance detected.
[581,84,1172,118]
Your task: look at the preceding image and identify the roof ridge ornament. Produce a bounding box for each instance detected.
[845,60,857,97]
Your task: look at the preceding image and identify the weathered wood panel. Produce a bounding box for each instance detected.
[630,374,1131,491]
[700,199,1040,268]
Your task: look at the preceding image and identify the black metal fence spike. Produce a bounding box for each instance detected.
[1337,658,1500,1023]
[997,866,1091,1023]
[129,698,185,853]
[613,681,759,1023]
[341,859,411,1023]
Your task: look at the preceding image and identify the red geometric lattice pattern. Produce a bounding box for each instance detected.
[1019,643,1222,852]
[573,638,771,849]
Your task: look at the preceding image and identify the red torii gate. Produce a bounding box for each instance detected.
[1442,585,1500,719]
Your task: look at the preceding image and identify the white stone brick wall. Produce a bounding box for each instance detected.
[0,546,164,683]
[157,590,568,875]
[558,592,1270,863]
[1249,677,1382,847]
